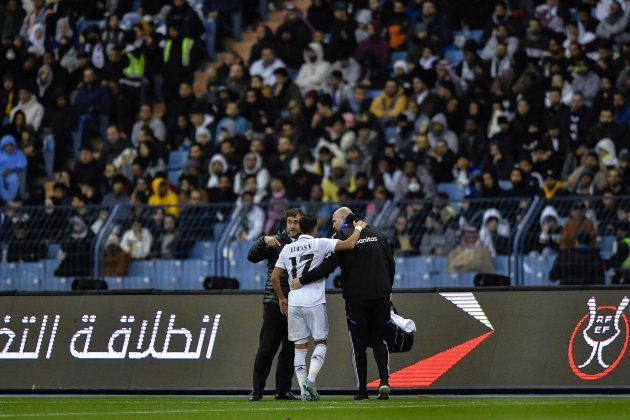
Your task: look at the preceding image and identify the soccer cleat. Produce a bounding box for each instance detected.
[377,384,390,400]
[248,392,263,401]
[300,394,313,401]
[302,378,320,401]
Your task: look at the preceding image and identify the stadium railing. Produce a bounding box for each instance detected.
[3,194,629,291]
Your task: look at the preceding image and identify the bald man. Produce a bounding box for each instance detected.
[294,207,395,400]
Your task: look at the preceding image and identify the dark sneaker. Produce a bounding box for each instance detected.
[353,391,369,400]
[248,392,263,401]
[302,378,320,401]
[377,384,390,400]
[275,391,298,400]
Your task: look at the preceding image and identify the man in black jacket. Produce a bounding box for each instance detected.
[246,208,304,401]
[295,207,395,400]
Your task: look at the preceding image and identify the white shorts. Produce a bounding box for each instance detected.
[287,304,329,342]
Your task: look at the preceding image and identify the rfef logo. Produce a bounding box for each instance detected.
[568,296,630,380]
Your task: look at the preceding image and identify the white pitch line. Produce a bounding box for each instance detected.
[0,399,620,417]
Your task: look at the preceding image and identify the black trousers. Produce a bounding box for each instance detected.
[252,302,294,394]
[345,298,390,391]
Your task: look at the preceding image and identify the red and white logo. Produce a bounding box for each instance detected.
[568,296,630,380]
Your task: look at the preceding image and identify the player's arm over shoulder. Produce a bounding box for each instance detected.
[334,220,367,251]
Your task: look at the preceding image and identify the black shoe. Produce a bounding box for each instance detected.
[353,391,369,400]
[377,384,390,400]
[248,392,263,401]
[275,391,298,400]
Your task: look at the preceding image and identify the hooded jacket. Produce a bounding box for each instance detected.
[233,153,270,196]
[206,154,228,189]
[596,137,619,167]
[538,205,562,252]
[0,135,27,174]
[296,42,330,94]
[148,177,180,216]
[427,113,459,153]
[479,208,511,257]
[9,94,44,130]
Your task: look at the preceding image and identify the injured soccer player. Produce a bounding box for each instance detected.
[270,213,366,401]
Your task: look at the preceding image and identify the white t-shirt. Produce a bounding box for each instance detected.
[275,234,339,307]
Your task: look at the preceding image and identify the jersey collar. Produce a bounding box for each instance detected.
[298,234,314,240]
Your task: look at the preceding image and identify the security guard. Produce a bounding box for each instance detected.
[295,207,395,400]
[161,22,202,103]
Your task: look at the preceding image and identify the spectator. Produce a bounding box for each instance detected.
[296,43,330,95]
[101,174,130,207]
[54,216,93,277]
[329,54,361,88]
[565,150,608,193]
[419,211,458,256]
[10,84,44,130]
[249,47,285,88]
[274,3,312,71]
[248,24,276,66]
[0,135,26,203]
[605,167,630,196]
[234,191,265,240]
[369,79,407,127]
[355,20,390,69]
[161,23,204,103]
[73,67,110,143]
[6,213,46,262]
[536,205,562,254]
[264,176,289,234]
[549,232,606,285]
[234,152,270,197]
[447,225,495,274]
[168,0,205,39]
[152,213,179,259]
[322,157,349,202]
[327,1,357,62]
[271,67,302,114]
[479,208,511,257]
[131,103,166,146]
[72,145,102,189]
[388,215,418,257]
[120,219,153,260]
[559,201,596,250]
[149,177,180,216]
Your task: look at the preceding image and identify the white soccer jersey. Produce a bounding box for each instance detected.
[275,234,339,307]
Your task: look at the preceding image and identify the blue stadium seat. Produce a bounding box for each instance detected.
[494,256,510,275]
[498,180,513,191]
[325,268,342,289]
[153,260,184,290]
[443,46,463,65]
[167,169,183,186]
[124,276,153,289]
[47,243,61,259]
[189,241,217,260]
[0,263,16,290]
[437,183,466,201]
[230,260,267,289]
[105,277,126,289]
[395,256,431,287]
[522,254,556,286]
[599,235,616,259]
[390,51,408,66]
[168,150,189,170]
[182,260,214,290]
[15,262,45,291]
[213,223,227,239]
[42,260,71,291]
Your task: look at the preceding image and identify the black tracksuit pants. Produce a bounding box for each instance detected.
[345,297,390,391]
[252,302,294,394]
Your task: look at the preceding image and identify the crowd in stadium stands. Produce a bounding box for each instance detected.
[1,0,630,280]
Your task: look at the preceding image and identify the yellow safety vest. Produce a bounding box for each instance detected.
[163,37,194,66]
[123,51,145,77]
[623,238,630,268]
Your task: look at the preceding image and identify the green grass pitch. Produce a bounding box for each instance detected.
[0,396,630,419]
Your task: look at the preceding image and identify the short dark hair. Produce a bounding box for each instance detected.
[299,213,318,234]
[284,207,304,222]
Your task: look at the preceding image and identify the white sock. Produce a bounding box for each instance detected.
[307,344,327,383]
[294,348,308,395]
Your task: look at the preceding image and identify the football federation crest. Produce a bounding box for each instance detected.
[568,296,630,380]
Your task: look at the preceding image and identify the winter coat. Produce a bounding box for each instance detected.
[479,208,511,257]
[296,42,331,94]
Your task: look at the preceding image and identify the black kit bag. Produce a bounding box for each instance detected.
[385,303,415,353]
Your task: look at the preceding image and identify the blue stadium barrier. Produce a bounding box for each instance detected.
[494,255,510,275]
[0,263,15,290]
[15,262,44,291]
[124,276,153,289]
[48,243,61,259]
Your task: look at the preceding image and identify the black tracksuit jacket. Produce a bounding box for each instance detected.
[247,230,293,304]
